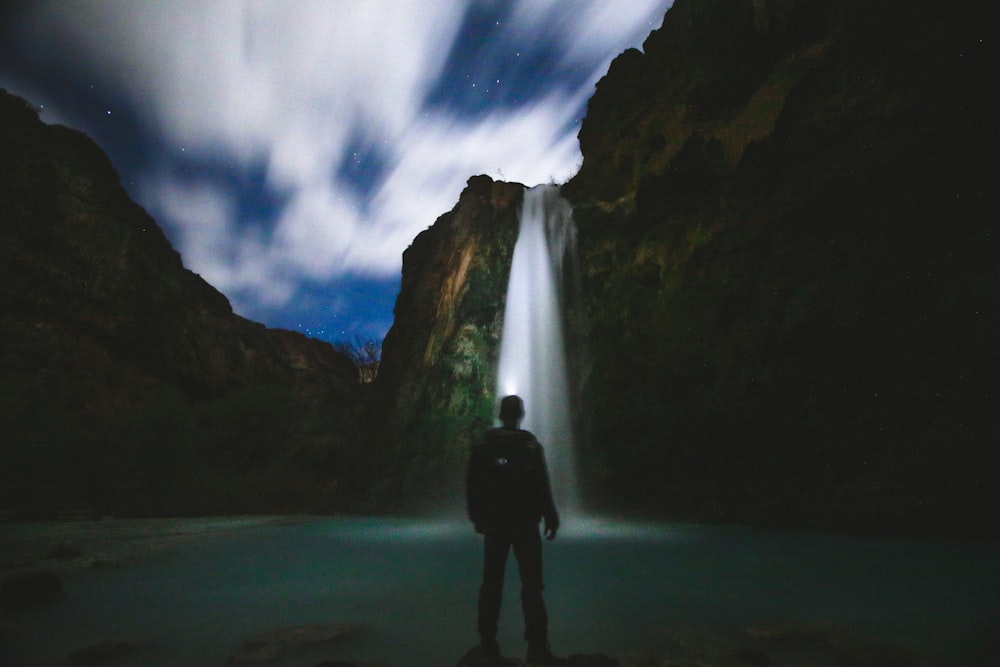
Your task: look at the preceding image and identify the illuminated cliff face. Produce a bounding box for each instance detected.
[372,176,525,505]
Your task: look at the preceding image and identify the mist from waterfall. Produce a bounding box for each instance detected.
[496,184,579,514]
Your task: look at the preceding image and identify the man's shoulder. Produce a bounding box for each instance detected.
[521,434,543,453]
[483,428,539,447]
[516,429,542,450]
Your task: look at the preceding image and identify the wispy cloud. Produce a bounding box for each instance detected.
[4,0,671,335]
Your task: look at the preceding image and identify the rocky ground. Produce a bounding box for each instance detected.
[0,516,288,575]
[3,566,950,667]
[1,518,958,666]
[0,610,951,667]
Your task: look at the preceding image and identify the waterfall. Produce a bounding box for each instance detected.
[496,184,579,514]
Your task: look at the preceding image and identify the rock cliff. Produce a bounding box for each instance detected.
[378,0,998,534]
[563,0,997,534]
[1,90,365,517]
[372,176,524,506]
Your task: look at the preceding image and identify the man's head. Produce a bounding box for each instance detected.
[498,395,525,427]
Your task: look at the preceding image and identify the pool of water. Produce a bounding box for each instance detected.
[1,516,997,665]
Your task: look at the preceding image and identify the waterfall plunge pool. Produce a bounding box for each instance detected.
[1,516,997,666]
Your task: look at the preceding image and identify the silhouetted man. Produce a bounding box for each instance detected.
[466,395,563,664]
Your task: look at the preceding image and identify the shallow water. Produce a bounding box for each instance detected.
[1,516,997,666]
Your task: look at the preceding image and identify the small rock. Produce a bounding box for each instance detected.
[245,622,365,648]
[230,623,365,664]
[566,655,619,667]
[0,570,66,611]
[456,645,524,666]
[68,640,134,664]
[48,542,84,560]
[230,641,282,664]
[731,647,770,666]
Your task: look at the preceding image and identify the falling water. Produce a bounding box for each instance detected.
[496,184,578,513]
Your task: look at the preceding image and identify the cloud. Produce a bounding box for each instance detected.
[11,0,672,327]
[143,174,298,308]
[509,0,667,64]
[36,1,463,161]
[365,93,589,268]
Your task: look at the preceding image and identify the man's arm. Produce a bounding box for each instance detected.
[466,446,486,531]
[534,443,559,540]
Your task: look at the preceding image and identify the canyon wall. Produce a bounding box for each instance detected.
[1,91,366,517]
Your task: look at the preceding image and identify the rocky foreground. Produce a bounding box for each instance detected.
[1,590,948,667]
[3,561,948,667]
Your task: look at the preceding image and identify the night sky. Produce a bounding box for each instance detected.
[0,0,671,344]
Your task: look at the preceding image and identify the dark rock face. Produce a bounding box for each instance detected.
[561,0,998,534]
[372,176,524,507]
[0,90,364,517]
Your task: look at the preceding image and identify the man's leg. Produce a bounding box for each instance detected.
[478,529,511,653]
[512,526,547,647]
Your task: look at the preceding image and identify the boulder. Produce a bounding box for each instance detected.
[48,542,84,560]
[564,656,620,667]
[620,626,939,667]
[229,623,365,664]
[0,570,66,611]
[68,640,134,664]
[456,646,621,667]
[456,646,524,666]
